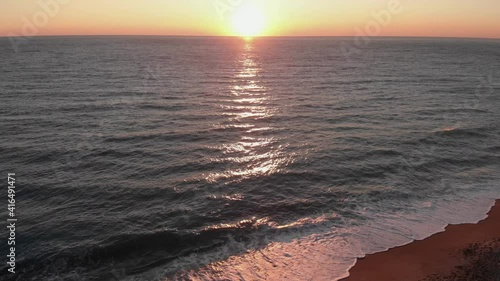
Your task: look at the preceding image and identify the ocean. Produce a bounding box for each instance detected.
[1,36,499,281]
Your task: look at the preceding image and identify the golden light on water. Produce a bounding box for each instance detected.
[204,40,292,184]
[179,213,348,281]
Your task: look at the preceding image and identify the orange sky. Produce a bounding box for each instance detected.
[1,0,499,38]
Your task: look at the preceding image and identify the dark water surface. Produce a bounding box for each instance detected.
[1,37,499,280]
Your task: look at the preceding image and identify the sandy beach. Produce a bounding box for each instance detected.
[342,200,500,281]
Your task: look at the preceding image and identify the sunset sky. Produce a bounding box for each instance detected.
[1,0,499,39]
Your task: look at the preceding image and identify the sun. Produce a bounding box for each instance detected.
[232,4,265,38]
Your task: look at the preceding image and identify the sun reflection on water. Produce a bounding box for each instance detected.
[205,41,292,183]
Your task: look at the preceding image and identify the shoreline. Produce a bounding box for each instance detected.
[342,199,500,281]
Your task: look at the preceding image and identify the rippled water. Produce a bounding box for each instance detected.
[1,36,499,281]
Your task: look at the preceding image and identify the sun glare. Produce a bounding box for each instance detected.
[232,4,265,38]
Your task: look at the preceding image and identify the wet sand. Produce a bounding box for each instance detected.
[342,200,500,281]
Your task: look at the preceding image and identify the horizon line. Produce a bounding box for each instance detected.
[2,34,500,41]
